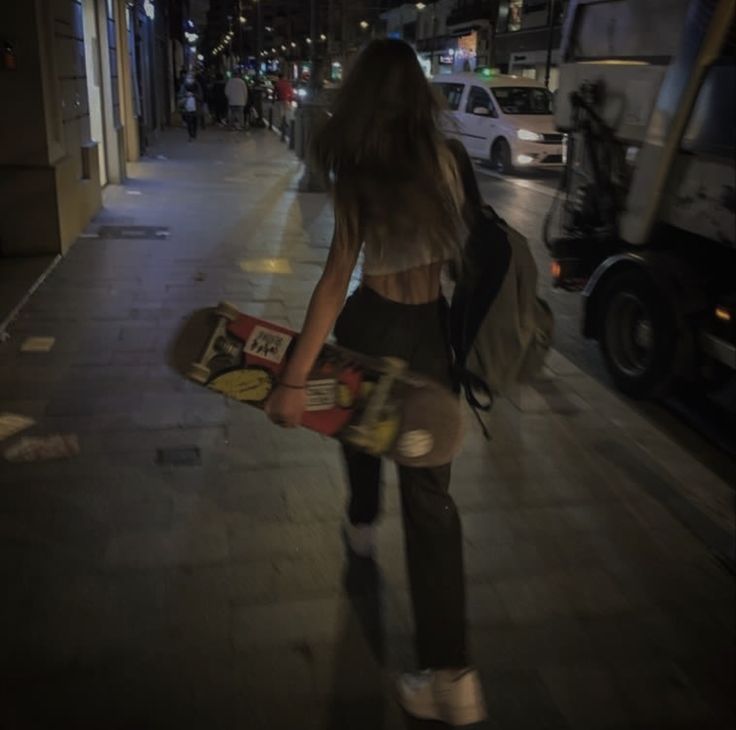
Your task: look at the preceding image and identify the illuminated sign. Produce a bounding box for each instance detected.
[458,31,477,56]
[144,0,155,21]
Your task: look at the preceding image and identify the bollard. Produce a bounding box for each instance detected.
[297,101,327,192]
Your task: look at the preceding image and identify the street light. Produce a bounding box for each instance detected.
[359,20,369,30]
[416,2,426,9]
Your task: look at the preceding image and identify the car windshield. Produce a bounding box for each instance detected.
[492,87,552,115]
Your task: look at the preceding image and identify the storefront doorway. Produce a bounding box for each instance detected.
[82,0,108,185]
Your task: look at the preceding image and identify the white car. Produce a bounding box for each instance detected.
[432,72,564,173]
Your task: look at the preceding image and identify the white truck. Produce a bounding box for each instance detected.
[547,0,735,398]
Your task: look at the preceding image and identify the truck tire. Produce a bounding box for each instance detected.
[598,270,677,398]
[491,138,513,174]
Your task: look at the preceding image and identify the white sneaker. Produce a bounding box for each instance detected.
[397,668,487,726]
[343,520,376,558]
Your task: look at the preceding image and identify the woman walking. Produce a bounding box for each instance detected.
[265,39,486,726]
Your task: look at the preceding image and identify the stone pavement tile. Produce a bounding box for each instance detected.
[4,474,174,533]
[44,392,143,418]
[191,470,290,524]
[481,669,572,730]
[162,579,232,651]
[464,538,562,581]
[675,652,736,729]
[104,524,228,568]
[461,509,518,546]
[609,659,723,729]
[231,595,407,652]
[546,567,632,617]
[537,661,633,730]
[5,569,168,672]
[228,519,343,563]
[495,573,577,623]
[131,392,231,430]
[268,552,345,600]
[285,477,349,523]
[0,495,108,559]
[470,617,595,672]
[450,474,519,509]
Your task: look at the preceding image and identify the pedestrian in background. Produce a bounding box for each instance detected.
[182,80,200,141]
[264,38,486,727]
[274,72,294,136]
[225,71,248,130]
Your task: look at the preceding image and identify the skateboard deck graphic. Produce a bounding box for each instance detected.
[167,302,463,467]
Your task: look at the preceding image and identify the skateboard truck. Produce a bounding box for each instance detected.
[187,301,240,383]
[344,356,406,455]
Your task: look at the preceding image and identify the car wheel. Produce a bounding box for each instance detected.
[598,270,677,398]
[490,138,513,174]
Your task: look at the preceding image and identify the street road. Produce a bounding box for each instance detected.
[474,164,736,484]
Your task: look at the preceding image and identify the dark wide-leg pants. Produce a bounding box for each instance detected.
[334,286,468,669]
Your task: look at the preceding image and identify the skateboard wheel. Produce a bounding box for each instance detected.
[215,301,240,321]
[187,363,211,384]
[397,430,434,459]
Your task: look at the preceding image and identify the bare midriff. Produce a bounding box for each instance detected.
[362,261,444,305]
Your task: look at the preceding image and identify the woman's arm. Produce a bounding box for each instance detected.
[265,228,360,426]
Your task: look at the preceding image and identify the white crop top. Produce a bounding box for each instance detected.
[361,238,445,276]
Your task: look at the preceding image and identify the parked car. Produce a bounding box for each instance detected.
[432,71,564,173]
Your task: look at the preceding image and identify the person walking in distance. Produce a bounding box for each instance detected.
[182,79,200,141]
[274,72,294,138]
[225,71,248,130]
[264,39,486,727]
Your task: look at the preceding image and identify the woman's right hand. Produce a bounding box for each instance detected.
[264,384,307,428]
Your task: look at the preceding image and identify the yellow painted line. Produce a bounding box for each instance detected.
[20,337,56,353]
[239,258,293,275]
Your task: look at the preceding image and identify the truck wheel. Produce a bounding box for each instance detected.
[491,139,513,174]
[598,270,677,398]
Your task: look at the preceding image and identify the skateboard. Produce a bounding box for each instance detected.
[167,302,463,467]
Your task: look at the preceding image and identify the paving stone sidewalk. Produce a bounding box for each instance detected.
[0,128,733,730]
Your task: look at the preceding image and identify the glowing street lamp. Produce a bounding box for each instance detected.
[416,2,426,9]
[359,20,369,30]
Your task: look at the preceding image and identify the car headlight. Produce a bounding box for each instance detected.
[517,128,543,141]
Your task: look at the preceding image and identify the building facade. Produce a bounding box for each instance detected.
[380,0,564,86]
[493,0,564,87]
[0,0,187,258]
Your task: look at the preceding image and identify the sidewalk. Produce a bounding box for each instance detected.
[0,127,733,730]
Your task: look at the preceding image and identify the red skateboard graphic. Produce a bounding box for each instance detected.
[167,302,463,467]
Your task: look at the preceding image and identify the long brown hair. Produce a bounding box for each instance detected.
[312,39,465,261]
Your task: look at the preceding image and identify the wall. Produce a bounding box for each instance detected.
[0,0,129,257]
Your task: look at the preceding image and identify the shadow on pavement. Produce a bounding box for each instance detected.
[325,550,388,730]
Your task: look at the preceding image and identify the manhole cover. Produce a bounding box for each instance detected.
[98,225,170,240]
[156,446,201,466]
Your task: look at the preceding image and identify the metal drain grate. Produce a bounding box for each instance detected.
[97,225,170,240]
[156,446,201,466]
